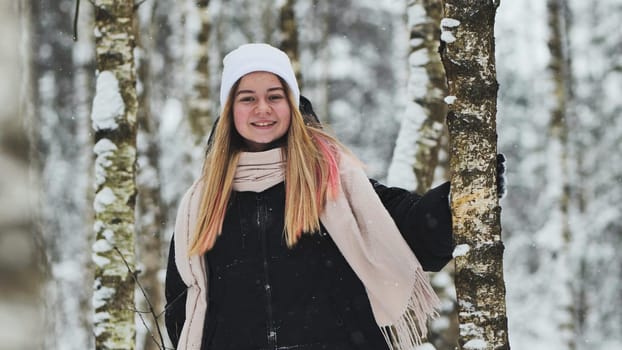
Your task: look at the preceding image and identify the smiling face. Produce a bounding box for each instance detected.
[232,71,292,152]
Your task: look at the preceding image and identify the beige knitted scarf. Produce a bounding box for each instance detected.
[173,148,440,350]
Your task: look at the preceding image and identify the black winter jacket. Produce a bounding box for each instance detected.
[165,180,453,350]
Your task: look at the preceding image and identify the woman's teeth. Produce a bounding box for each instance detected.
[253,122,275,127]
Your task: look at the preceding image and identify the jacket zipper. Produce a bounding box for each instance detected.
[257,194,277,348]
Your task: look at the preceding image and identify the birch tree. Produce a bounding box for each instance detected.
[439,1,510,348]
[279,0,302,85]
[149,0,198,236]
[91,1,138,349]
[185,0,213,143]
[407,3,455,349]
[313,0,401,178]
[409,0,448,194]
[134,2,167,349]
[546,0,576,347]
[31,0,94,347]
[2,1,45,348]
[386,1,456,347]
[568,0,622,346]
[389,0,444,189]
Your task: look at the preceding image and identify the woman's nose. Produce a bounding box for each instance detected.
[255,99,271,114]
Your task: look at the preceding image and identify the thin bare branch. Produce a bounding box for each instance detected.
[73,0,80,41]
[134,0,149,10]
[113,245,166,350]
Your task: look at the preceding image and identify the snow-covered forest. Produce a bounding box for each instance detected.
[1,0,620,349]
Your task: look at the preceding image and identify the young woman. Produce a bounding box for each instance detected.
[165,43,456,350]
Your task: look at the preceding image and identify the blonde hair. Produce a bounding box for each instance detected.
[189,78,346,255]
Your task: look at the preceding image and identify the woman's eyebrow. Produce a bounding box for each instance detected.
[267,87,284,92]
[236,89,254,96]
[236,86,284,96]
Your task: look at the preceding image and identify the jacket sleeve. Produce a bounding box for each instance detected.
[371,180,454,272]
[165,236,188,348]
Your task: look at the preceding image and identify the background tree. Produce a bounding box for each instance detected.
[0,1,45,349]
[388,0,448,193]
[387,1,456,348]
[409,0,448,195]
[150,0,198,239]
[494,1,560,347]
[185,0,213,143]
[279,0,302,85]
[495,0,622,347]
[31,0,94,348]
[545,0,576,347]
[297,0,403,178]
[91,1,138,348]
[566,0,622,346]
[439,0,510,348]
[134,2,167,349]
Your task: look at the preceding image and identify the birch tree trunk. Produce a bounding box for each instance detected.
[547,0,571,243]
[186,0,213,143]
[3,1,45,348]
[570,0,622,343]
[546,0,575,347]
[279,0,302,86]
[153,0,199,241]
[91,1,138,349]
[72,4,97,346]
[32,0,93,347]
[135,3,166,349]
[439,1,510,349]
[409,0,448,194]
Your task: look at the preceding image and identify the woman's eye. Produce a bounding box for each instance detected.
[238,96,254,103]
[269,95,284,101]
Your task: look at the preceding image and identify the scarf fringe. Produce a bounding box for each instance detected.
[380,268,441,350]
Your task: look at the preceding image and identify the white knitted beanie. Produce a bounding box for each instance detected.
[220,43,300,112]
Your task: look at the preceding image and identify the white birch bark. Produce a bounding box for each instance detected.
[388,0,447,192]
[91,1,138,349]
[409,0,447,193]
[439,1,510,348]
